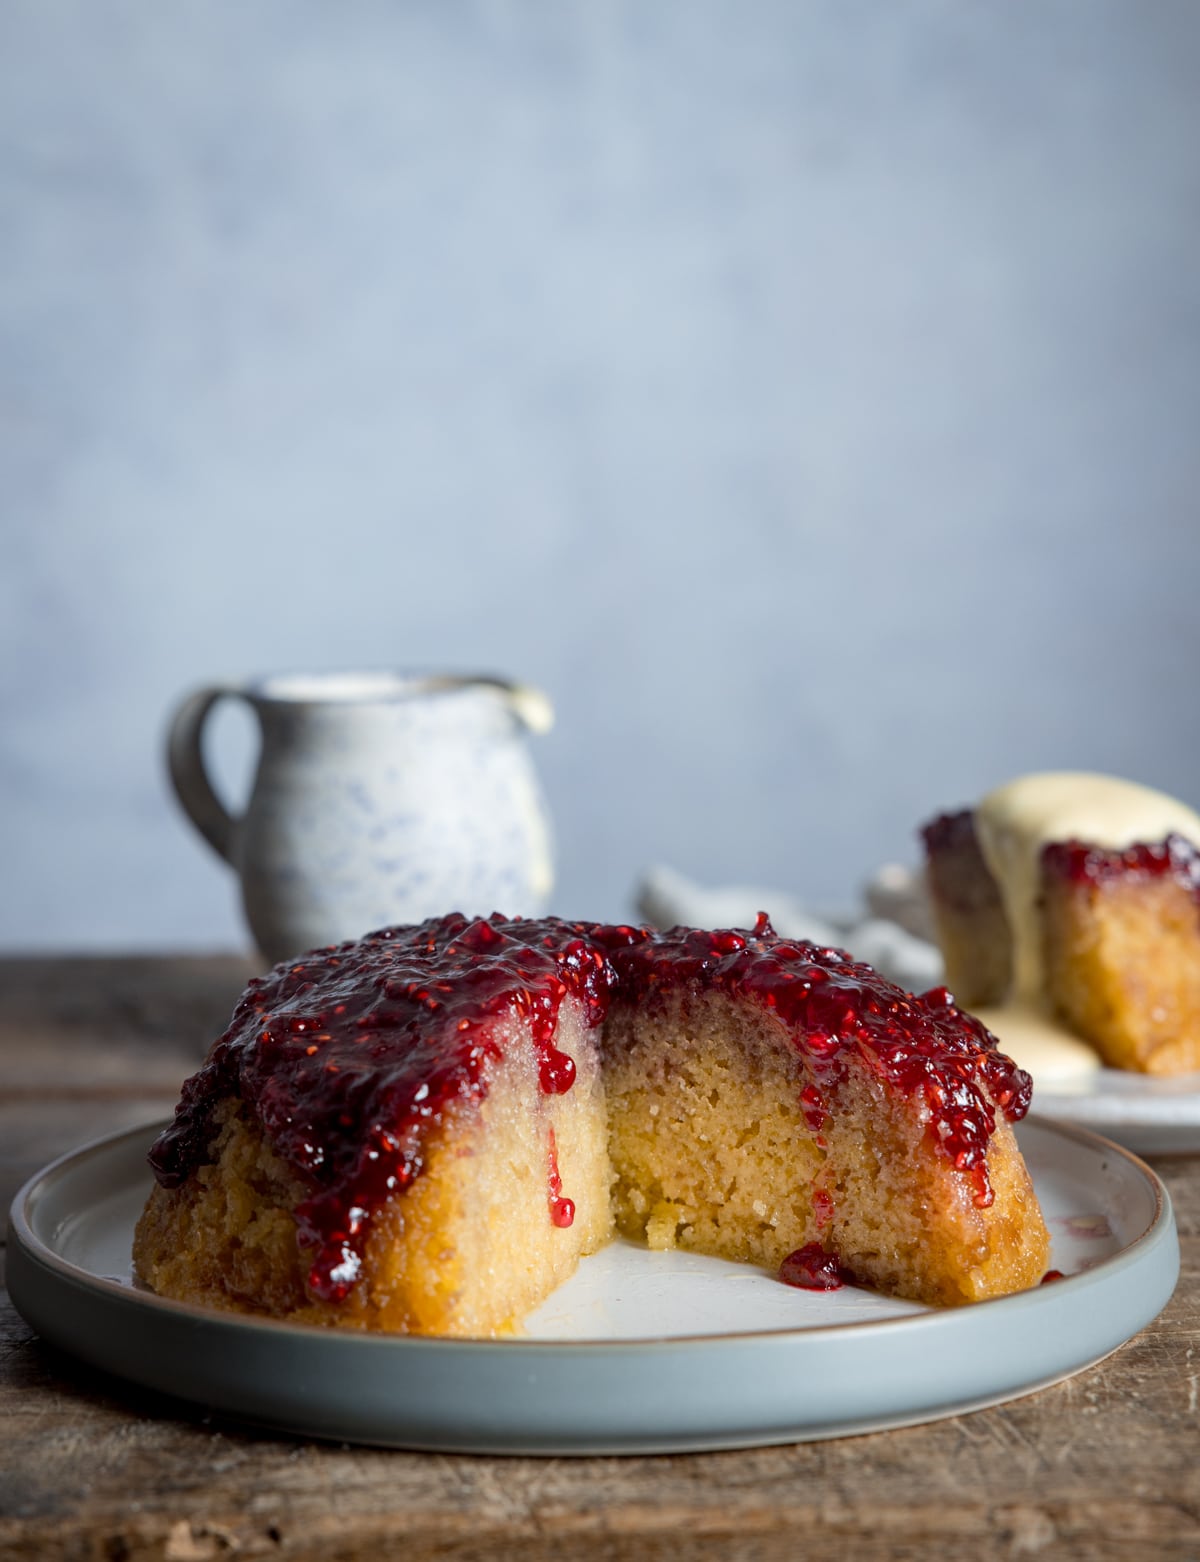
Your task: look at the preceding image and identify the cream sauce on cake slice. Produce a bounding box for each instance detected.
[972,772,1200,1083]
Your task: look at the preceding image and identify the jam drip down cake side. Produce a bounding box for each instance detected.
[134,913,1050,1335]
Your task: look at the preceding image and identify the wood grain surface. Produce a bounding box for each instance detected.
[2,956,1197,1562]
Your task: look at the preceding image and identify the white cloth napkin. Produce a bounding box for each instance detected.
[635,864,944,996]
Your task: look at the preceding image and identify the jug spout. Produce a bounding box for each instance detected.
[423,675,554,736]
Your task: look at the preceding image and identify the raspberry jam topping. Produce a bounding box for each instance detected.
[800,1082,829,1136]
[546,1127,575,1229]
[779,1243,855,1291]
[149,913,614,1301]
[811,1186,835,1230]
[920,808,978,855]
[1042,833,1200,895]
[149,912,1030,1302]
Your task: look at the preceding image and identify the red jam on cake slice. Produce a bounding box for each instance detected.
[134,913,1050,1336]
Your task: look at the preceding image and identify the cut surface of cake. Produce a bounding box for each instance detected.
[134,913,1050,1335]
[922,772,1200,1076]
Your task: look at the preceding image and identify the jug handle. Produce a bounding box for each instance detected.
[165,685,245,865]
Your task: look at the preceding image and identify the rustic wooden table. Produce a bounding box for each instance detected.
[2,955,1197,1561]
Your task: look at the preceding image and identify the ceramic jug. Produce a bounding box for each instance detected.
[166,671,555,964]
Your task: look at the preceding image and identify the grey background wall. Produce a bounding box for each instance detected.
[3,0,1199,951]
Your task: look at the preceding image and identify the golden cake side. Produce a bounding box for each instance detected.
[1041,842,1200,1074]
[134,1001,614,1336]
[602,985,1048,1309]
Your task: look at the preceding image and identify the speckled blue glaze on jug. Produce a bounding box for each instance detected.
[166,672,555,964]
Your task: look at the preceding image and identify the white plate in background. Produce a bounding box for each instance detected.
[1030,1072,1200,1155]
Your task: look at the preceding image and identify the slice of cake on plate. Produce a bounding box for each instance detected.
[922,772,1200,1076]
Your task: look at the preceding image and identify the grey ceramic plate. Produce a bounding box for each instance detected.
[6,1117,1178,1455]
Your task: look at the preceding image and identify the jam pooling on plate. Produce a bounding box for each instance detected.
[149,912,1031,1303]
[779,1243,855,1291]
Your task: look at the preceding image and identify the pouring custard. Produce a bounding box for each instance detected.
[922,772,1200,1079]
